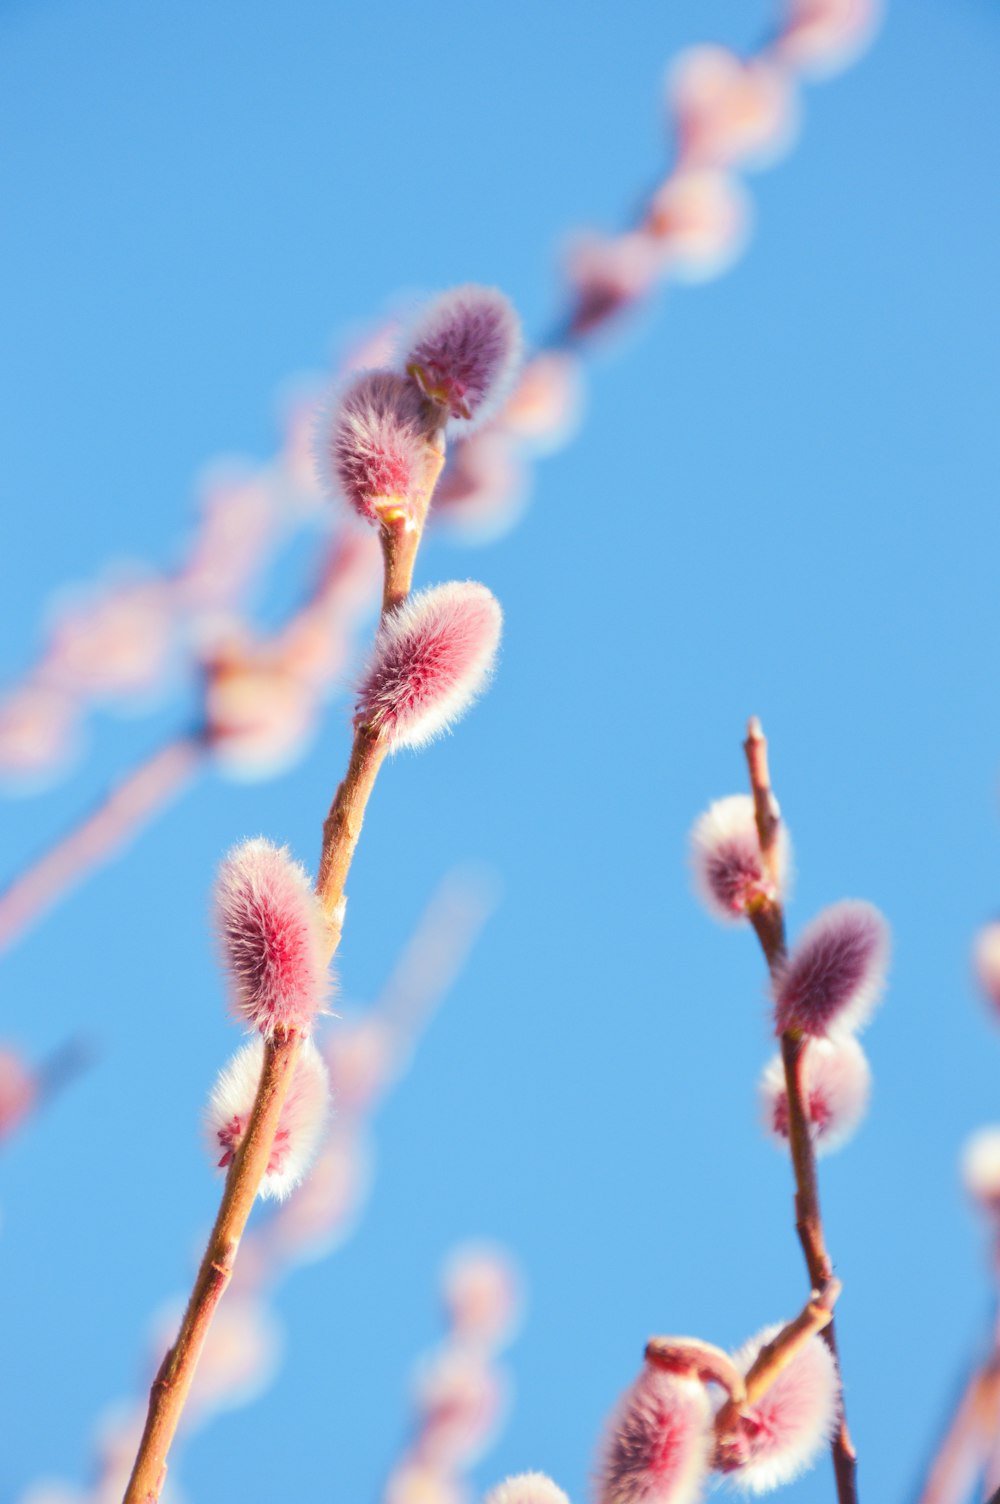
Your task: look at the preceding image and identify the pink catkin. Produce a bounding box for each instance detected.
[205,1036,330,1199]
[776,0,881,77]
[215,837,330,1038]
[760,1034,871,1155]
[667,47,799,172]
[484,1475,571,1504]
[355,581,503,752]
[316,370,435,525]
[723,1327,839,1494]
[404,285,522,426]
[690,794,791,924]
[597,1366,711,1504]
[773,899,889,1038]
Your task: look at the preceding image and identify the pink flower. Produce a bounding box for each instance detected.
[776,0,881,78]
[597,1366,711,1504]
[215,837,330,1038]
[690,795,790,924]
[432,431,526,541]
[667,47,798,171]
[205,1036,330,1199]
[774,900,889,1037]
[646,170,752,284]
[722,1326,839,1493]
[499,352,584,454]
[404,285,522,426]
[442,1244,522,1348]
[760,1035,871,1155]
[564,231,663,338]
[355,581,502,752]
[484,1475,571,1504]
[315,370,437,526]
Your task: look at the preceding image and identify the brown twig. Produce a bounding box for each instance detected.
[742,717,859,1504]
[123,430,445,1502]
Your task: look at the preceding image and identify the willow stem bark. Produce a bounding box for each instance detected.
[742,717,859,1504]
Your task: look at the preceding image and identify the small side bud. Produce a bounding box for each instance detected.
[355,581,502,752]
[215,837,330,1038]
[776,0,881,78]
[403,285,522,426]
[315,370,437,526]
[760,1035,871,1155]
[974,921,1000,1019]
[667,46,798,171]
[962,1127,1000,1217]
[484,1475,571,1504]
[443,1243,523,1348]
[205,1037,329,1200]
[645,170,752,283]
[596,1365,711,1504]
[690,794,790,923]
[773,900,890,1037]
[721,1326,839,1493]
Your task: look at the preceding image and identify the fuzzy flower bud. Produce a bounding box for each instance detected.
[443,1244,523,1348]
[215,837,330,1038]
[776,0,881,78]
[205,1036,329,1199]
[690,794,790,923]
[485,1475,571,1504]
[974,921,1000,1019]
[667,47,798,171]
[962,1128,1000,1217]
[773,900,889,1038]
[646,170,752,283]
[722,1326,839,1493]
[316,370,437,525]
[404,285,521,425]
[355,581,502,752]
[597,1366,711,1504]
[760,1035,871,1155]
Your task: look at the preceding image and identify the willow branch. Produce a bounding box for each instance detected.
[742,717,858,1504]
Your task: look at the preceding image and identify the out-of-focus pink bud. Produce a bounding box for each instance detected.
[774,900,889,1038]
[0,683,79,783]
[776,0,881,78]
[974,921,1000,1019]
[565,232,663,338]
[690,794,790,924]
[962,1128,1000,1217]
[205,1036,330,1200]
[355,581,502,752]
[668,47,799,171]
[413,1347,506,1470]
[215,837,330,1038]
[760,1035,871,1155]
[0,1048,37,1137]
[404,286,522,427]
[722,1326,839,1493]
[203,645,318,779]
[596,1366,711,1504]
[324,1013,397,1117]
[40,580,175,700]
[316,371,438,526]
[184,1295,283,1424]
[499,352,584,454]
[270,1127,372,1263]
[432,432,526,542]
[178,469,276,613]
[484,1475,571,1504]
[442,1244,522,1349]
[385,1461,469,1504]
[646,170,752,283]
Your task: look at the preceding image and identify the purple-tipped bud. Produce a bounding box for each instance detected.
[774,900,889,1037]
[962,1128,1000,1217]
[316,370,436,525]
[690,794,790,923]
[215,837,330,1038]
[722,1326,839,1493]
[485,1475,571,1504]
[761,1035,871,1155]
[403,285,522,425]
[205,1036,329,1200]
[355,581,502,752]
[597,1366,711,1504]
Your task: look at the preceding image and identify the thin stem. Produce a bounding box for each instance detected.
[316,724,388,958]
[742,716,859,1504]
[0,736,203,953]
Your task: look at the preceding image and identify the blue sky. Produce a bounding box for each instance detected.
[2,1,1000,1500]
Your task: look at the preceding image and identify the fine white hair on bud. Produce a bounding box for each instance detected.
[690,794,791,924]
[773,900,890,1038]
[355,581,503,752]
[723,1326,839,1494]
[215,837,330,1038]
[484,1475,571,1504]
[962,1127,1000,1216]
[596,1365,711,1504]
[315,370,436,526]
[403,285,522,427]
[760,1035,872,1156]
[205,1036,330,1200]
